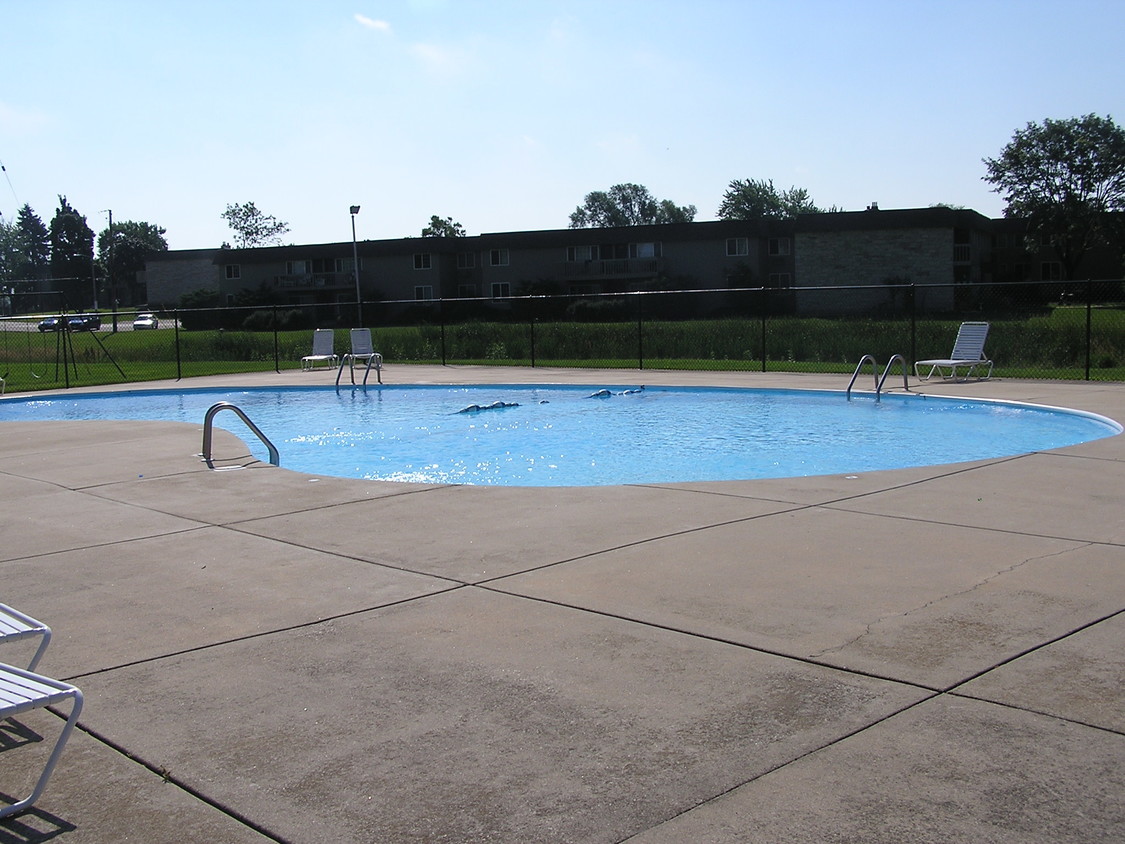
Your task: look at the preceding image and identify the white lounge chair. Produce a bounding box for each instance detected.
[915,321,994,381]
[0,663,83,818]
[0,604,52,671]
[301,329,339,371]
[337,328,383,386]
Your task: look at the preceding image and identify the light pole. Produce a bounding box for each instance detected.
[350,205,361,325]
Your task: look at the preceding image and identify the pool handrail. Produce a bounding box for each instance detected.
[847,355,879,400]
[201,402,280,468]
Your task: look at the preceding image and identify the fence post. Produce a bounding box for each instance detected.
[637,292,644,370]
[1085,278,1092,381]
[273,304,280,373]
[909,283,917,366]
[529,298,537,368]
[760,290,767,373]
[440,299,447,366]
[174,310,182,381]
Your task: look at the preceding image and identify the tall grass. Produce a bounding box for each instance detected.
[2,306,1123,394]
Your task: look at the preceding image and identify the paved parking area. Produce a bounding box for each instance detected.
[0,367,1122,842]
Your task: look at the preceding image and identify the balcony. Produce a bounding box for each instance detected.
[563,258,663,278]
[276,273,351,290]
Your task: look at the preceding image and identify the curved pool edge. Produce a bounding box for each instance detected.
[2,369,1122,489]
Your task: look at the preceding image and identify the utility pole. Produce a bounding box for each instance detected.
[105,209,117,331]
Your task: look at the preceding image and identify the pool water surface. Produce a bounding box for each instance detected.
[1,384,1119,487]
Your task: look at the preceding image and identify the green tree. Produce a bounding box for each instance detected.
[49,195,94,284]
[97,220,169,303]
[569,183,696,228]
[421,215,466,237]
[14,204,50,279]
[717,178,825,220]
[0,218,17,282]
[983,114,1125,279]
[221,201,290,248]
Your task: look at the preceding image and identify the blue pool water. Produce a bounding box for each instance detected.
[1,385,1119,486]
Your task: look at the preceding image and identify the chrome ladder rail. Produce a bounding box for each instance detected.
[201,402,280,468]
[848,354,910,402]
[846,354,879,400]
[877,354,909,398]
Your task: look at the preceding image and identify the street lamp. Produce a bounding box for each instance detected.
[349,205,362,325]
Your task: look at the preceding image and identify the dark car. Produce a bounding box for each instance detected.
[67,314,102,331]
[37,316,63,332]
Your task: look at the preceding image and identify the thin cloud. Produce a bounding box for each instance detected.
[410,42,469,76]
[354,14,391,32]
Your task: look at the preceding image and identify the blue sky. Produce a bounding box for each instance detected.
[3,0,1124,250]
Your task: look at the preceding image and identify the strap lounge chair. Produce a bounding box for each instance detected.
[915,321,994,381]
[0,663,83,818]
[0,604,52,671]
[337,328,383,386]
[301,329,339,371]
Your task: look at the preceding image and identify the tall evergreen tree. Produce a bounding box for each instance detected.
[14,204,50,279]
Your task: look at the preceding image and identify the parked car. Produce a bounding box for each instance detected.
[37,316,63,332]
[133,312,159,330]
[67,314,101,331]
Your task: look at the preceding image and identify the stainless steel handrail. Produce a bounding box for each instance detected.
[201,402,279,468]
[877,354,910,398]
[846,354,879,400]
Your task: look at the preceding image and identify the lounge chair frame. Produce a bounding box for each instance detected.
[914,321,994,381]
[0,663,83,818]
[301,329,339,371]
[0,604,51,671]
[337,328,383,386]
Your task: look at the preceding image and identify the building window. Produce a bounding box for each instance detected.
[413,253,432,270]
[726,238,748,256]
[457,251,475,269]
[1041,261,1062,281]
[225,264,241,280]
[491,281,511,298]
[629,242,660,259]
[286,260,310,275]
[414,285,434,300]
[457,283,477,297]
[566,245,599,262]
[768,273,791,288]
[490,248,509,267]
[768,238,790,256]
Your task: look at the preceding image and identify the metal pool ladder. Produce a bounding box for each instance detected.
[847,354,909,401]
[201,402,280,468]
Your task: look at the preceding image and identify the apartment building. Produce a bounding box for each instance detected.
[138,206,1120,315]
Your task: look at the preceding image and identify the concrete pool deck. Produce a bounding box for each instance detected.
[0,366,1121,842]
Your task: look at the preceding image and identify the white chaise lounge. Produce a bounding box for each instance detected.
[915,321,994,381]
[301,329,339,371]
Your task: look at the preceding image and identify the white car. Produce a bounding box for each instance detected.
[133,313,159,330]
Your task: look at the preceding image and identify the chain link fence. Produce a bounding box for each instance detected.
[1,279,1123,393]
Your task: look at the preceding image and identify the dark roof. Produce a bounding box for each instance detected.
[795,206,992,233]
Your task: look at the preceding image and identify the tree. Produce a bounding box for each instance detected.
[421,215,466,237]
[0,219,18,283]
[14,204,50,279]
[221,201,290,248]
[49,196,94,282]
[97,220,169,304]
[717,179,824,220]
[983,114,1125,279]
[569,183,696,228]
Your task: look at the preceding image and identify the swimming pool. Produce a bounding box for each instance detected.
[1,385,1119,486]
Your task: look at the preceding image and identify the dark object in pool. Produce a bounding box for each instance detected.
[457,401,521,414]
